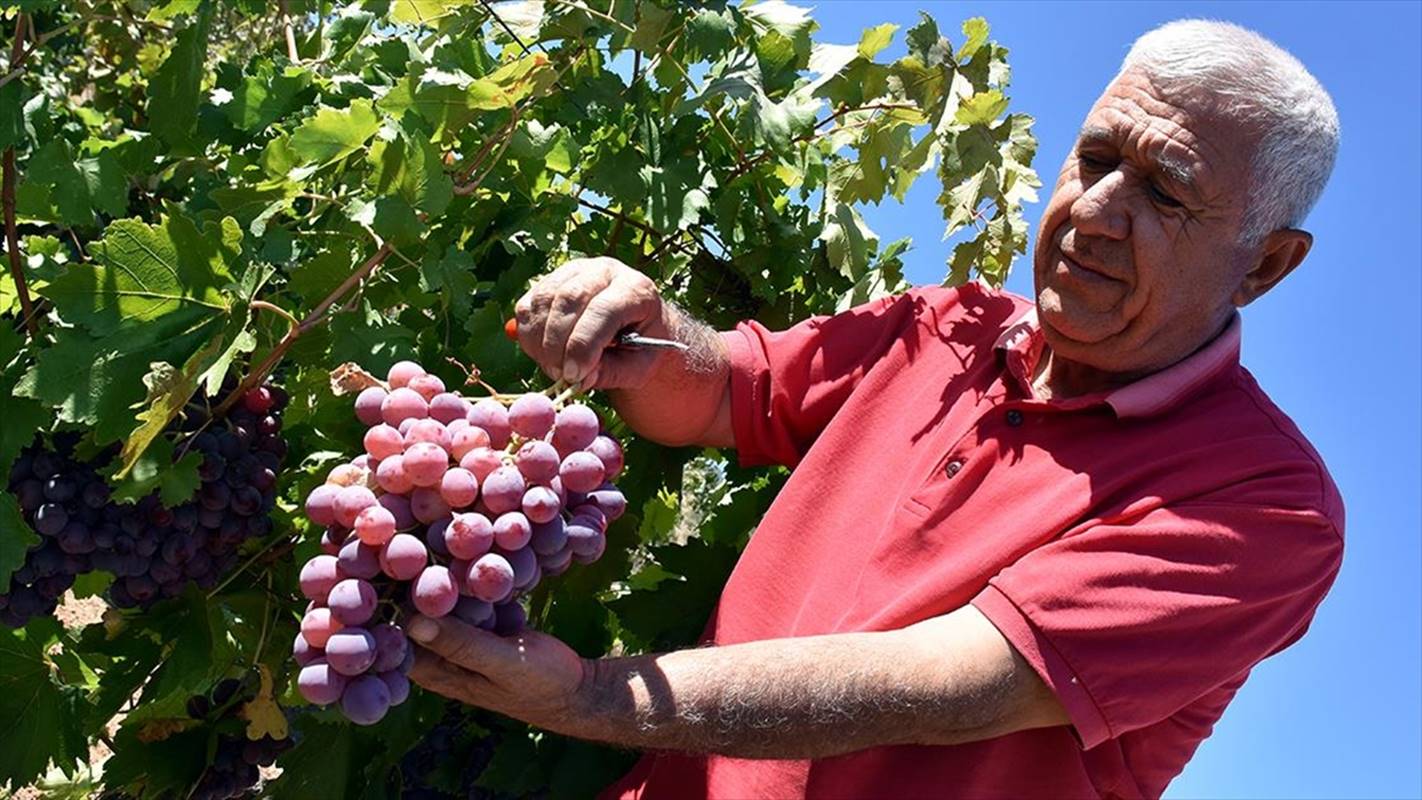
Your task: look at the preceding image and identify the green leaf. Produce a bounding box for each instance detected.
[955,90,1010,126]
[643,159,716,233]
[0,80,26,151]
[390,0,474,25]
[366,129,454,216]
[115,335,225,479]
[0,623,82,787]
[16,140,127,227]
[372,195,425,248]
[125,589,237,725]
[224,65,313,133]
[289,99,382,166]
[508,120,575,174]
[958,17,990,61]
[41,214,237,336]
[146,3,212,150]
[0,493,38,587]
[106,436,204,505]
[859,23,898,59]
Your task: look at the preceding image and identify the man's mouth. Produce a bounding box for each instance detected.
[1058,250,1120,283]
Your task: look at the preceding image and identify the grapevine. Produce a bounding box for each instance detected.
[0,1,1035,796]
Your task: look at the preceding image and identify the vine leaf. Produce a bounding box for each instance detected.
[389,0,475,25]
[14,140,127,228]
[0,494,38,587]
[240,665,289,740]
[116,345,218,479]
[146,1,213,151]
[107,437,204,506]
[0,621,85,788]
[289,99,382,167]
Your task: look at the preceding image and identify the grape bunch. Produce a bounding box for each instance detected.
[0,381,288,628]
[292,360,626,725]
[184,677,294,800]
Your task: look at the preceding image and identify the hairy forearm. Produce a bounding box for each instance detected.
[605,302,731,448]
[551,615,1042,759]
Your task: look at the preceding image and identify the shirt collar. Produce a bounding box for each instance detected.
[993,307,1242,419]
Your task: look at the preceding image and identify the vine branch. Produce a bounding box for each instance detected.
[278,0,300,63]
[3,14,36,335]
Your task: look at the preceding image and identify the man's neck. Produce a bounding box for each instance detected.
[1030,313,1235,401]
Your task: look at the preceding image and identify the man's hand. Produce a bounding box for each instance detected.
[512,257,669,390]
[406,615,588,731]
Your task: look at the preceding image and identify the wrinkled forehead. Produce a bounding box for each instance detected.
[1081,68,1259,203]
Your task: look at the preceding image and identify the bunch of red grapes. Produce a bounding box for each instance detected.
[184,677,294,800]
[293,361,626,725]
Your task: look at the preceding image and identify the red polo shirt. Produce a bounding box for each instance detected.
[607,282,1344,800]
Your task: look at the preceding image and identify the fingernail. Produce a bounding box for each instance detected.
[409,617,438,643]
[562,360,579,382]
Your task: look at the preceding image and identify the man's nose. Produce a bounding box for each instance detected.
[1070,170,1131,241]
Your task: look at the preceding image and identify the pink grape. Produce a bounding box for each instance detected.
[508,393,555,438]
[404,418,449,450]
[320,526,344,555]
[493,512,532,551]
[334,485,378,528]
[351,453,373,470]
[326,627,378,675]
[306,484,340,526]
[466,553,514,603]
[299,555,343,603]
[570,504,608,531]
[375,455,414,494]
[381,387,429,425]
[378,493,417,529]
[407,373,446,401]
[493,601,527,636]
[467,400,511,449]
[440,467,479,508]
[587,435,624,479]
[355,505,397,546]
[559,451,605,493]
[409,487,451,524]
[327,463,366,487]
[398,417,417,435]
[370,623,408,672]
[327,578,378,625]
[387,360,424,388]
[449,425,491,460]
[565,520,602,559]
[446,512,494,559]
[503,545,538,588]
[430,392,470,424]
[301,607,343,648]
[446,417,470,436]
[480,466,525,515]
[341,674,391,725]
[552,404,600,453]
[521,486,560,524]
[453,596,494,627]
[380,533,427,580]
[298,659,347,706]
[338,538,382,580]
[355,387,388,426]
[293,633,319,667]
[459,447,503,482]
[515,440,560,483]
[380,670,411,706]
[363,424,404,460]
[586,486,627,520]
[412,565,459,617]
[540,546,574,576]
[549,476,568,505]
[530,516,567,556]
[573,529,606,564]
[403,442,448,487]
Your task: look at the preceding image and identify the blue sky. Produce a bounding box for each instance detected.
[805,2,1421,798]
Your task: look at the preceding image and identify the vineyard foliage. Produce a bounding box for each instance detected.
[0,0,1037,796]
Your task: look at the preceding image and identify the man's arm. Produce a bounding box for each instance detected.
[511,257,733,448]
[407,605,1069,759]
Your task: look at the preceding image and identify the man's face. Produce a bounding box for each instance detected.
[1033,67,1261,375]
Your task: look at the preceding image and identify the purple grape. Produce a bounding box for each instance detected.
[298,659,347,706]
[521,486,560,524]
[354,387,388,426]
[586,485,627,520]
[380,534,427,580]
[445,512,494,560]
[381,387,429,426]
[387,360,425,389]
[340,674,391,725]
[530,516,567,556]
[559,451,606,493]
[453,596,495,627]
[370,623,408,672]
[325,628,378,676]
[587,435,624,479]
[379,670,411,706]
[293,633,319,666]
[378,492,417,530]
[493,601,527,636]
[429,392,470,425]
[299,555,343,603]
[552,404,600,453]
[327,578,378,625]
[339,538,382,580]
[493,512,532,551]
[502,545,538,589]
[467,400,511,449]
[480,466,525,515]
[34,504,67,536]
[508,393,555,439]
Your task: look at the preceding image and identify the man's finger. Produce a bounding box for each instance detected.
[409,648,497,704]
[407,614,508,673]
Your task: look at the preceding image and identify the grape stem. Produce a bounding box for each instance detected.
[250,300,299,333]
[2,14,37,336]
[215,243,393,417]
[278,0,300,63]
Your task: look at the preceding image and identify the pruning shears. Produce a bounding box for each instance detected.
[503,318,688,351]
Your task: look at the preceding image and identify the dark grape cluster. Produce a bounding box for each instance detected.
[0,381,288,627]
[185,677,294,800]
[399,709,526,800]
[293,361,626,725]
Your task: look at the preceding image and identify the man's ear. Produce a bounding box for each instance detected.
[1233,229,1313,307]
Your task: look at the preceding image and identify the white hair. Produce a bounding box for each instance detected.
[1120,19,1340,244]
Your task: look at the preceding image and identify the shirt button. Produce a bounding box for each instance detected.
[1005,409,1024,427]
[945,459,964,477]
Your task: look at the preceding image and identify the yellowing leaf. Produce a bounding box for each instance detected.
[240,665,289,740]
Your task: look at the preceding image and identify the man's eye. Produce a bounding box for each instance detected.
[1078,154,1112,173]
[1148,183,1184,208]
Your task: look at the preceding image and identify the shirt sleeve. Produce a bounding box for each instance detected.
[722,287,956,469]
[971,502,1343,750]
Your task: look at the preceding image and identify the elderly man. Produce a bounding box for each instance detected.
[408,18,1344,800]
